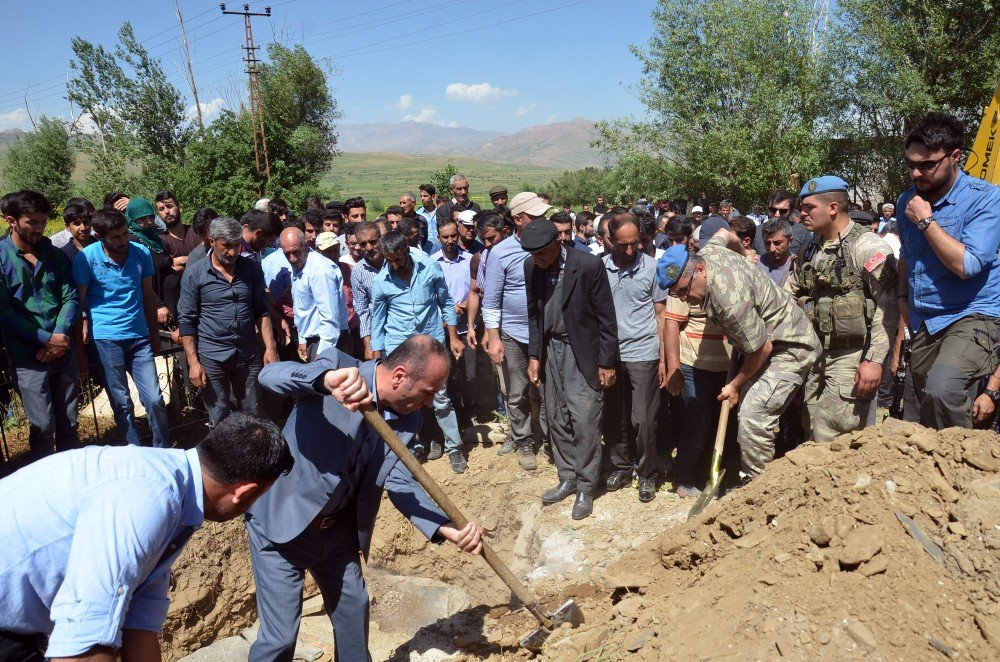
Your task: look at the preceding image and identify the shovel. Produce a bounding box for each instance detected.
[360,403,584,650]
[687,358,740,520]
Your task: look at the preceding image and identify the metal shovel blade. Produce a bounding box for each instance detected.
[519,599,584,651]
[688,468,725,520]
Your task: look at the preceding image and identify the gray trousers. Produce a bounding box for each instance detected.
[199,353,262,427]
[247,517,371,662]
[543,337,604,495]
[501,333,547,446]
[910,314,1000,429]
[605,359,661,478]
[13,352,79,461]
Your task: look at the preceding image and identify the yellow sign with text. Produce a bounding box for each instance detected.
[965,83,1000,184]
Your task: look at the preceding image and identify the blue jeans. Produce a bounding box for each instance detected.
[675,364,728,487]
[94,337,170,448]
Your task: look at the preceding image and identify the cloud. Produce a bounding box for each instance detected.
[396,94,413,110]
[546,113,559,123]
[514,102,537,118]
[445,82,516,104]
[185,98,225,123]
[403,107,440,123]
[0,108,33,132]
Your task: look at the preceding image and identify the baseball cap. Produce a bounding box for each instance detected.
[509,192,553,218]
[656,244,691,289]
[521,218,558,251]
[800,175,849,199]
[457,210,477,226]
[691,205,704,213]
[316,232,340,251]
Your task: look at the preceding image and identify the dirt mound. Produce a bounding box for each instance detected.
[522,420,1000,660]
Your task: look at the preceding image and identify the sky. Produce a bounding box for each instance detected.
[1,0,655,135]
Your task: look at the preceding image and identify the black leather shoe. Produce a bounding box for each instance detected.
[541,480,577,505]
[572,492,594,520]
[605,469,632,492]
[638,476,657,503]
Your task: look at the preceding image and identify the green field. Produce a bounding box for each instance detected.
[323,152,562,210]
[0,144,563,217]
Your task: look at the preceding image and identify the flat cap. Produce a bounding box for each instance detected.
[521,218,558,251]
[489,185,508,197]
[848,210,875,224]
[800,175,849,199]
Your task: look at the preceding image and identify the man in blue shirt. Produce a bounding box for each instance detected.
[0,412,293,661]
[73,208,170,448]
[277,227,349,361]
[483,192,553,469]
[896,112,1000,429]
[0,190,80,461]
[371,231,467,472]
[350,222,386,361]
[417,184,438,244]
[178,218,278,427]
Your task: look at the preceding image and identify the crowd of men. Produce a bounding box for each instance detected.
[1,110,999,659]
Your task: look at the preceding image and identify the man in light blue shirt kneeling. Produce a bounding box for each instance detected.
[0,412,294,661]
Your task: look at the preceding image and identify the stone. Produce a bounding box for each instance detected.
[830,439,848,452]
[177,636,251,661]
[838,527,883,568]
[910,431,939,454]
[810,517,836,547]
[301,594,325,618]
[845,619,879,651]
[293,643,323,661]
[453,634,485,649]
[603,563,651,589]
[613,595,646,621]
[774,552,792,564]
[948,522,968,537]
[927,472,960,503]
[975,614,1000,646]
[964,451,1000,472]
[860,555,888,577]
[759,574,780,586]
[626,628,657,652]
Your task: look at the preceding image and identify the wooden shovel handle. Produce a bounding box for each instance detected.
[360,404,553,629]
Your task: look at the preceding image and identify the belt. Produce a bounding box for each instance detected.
[827,337,866,350]
[310,514,338,529]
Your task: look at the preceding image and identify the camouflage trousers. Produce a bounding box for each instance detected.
[803,346,874,443]
[738,359,811,478]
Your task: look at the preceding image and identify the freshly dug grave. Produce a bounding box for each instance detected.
[509,419,1000,660]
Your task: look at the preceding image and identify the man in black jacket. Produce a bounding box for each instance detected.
[523,219,619,520]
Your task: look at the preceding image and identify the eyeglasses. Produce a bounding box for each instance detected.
[904,153,950,173]
[768,206,791,216]
[675,271,695,298]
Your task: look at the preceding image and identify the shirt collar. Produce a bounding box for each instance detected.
[435,249,467,263]
[934,170,967,208]
[604,250,642,273]
[183,447,207,528]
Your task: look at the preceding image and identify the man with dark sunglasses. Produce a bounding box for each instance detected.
[753,190,812,256]
[895,112,1000,430]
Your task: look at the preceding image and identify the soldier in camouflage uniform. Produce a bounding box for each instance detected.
[786,176,898,441]
[657,236,821,479]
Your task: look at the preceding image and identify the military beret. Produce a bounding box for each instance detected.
[656,244,691,289]
[521,218,558,251]
[800,175,850,199]
[849,210,875,224]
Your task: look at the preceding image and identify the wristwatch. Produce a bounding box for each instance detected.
[985,389,1000,404]
[915,216,934,231]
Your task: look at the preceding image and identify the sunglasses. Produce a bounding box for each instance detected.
[903,153,950,173]
[768,206,791,216]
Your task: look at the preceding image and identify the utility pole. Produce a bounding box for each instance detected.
[176,0,204,133]
[221,3,272,182]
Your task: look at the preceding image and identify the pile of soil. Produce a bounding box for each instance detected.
[513,419,1000,660]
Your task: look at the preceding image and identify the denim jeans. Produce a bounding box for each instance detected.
[13,352,79,461]
[94,337,170,448]
[675,364,728,487]
[200,352,262,427]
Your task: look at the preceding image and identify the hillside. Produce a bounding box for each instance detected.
[335,118,607,169]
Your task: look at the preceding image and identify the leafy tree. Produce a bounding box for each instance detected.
[831,0,1000,198]
[430,163,458,200]
[2,116,75,205]
[542,167,612,207]
[598,0,840,209]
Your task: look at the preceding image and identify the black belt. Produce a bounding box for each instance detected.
[826,336,866,350]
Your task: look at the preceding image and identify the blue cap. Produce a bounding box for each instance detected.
[800,175,850,199]
[656,244,691,289]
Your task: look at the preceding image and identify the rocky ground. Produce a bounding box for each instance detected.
[165,419,1000,661]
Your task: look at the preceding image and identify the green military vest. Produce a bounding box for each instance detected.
[795,222,875,343]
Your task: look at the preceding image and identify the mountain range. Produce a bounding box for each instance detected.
[336,118,609,170]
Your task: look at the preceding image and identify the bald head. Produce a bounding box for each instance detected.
[280,227,307,269]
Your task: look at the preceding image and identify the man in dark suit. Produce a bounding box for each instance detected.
[246,335,484,661]
[523,219,619,520]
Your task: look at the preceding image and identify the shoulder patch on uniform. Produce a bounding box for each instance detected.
[864,251,886,273]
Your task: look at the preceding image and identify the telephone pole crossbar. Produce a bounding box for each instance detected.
[221,3,272,182]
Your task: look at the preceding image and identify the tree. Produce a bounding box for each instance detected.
[831,0,1000,198]
[598,0,840,209]
[68,22,191,199]
[2,117,76,205]
[542,167,612,207]
[430,163,458,201]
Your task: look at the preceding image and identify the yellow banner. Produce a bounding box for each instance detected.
[965,83,1000,184]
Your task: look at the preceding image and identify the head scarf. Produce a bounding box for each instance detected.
[124,197,163,254]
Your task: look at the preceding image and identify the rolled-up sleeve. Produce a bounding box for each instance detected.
[482,250,504,329]
[177,268,200,338]
[46,483,176,657]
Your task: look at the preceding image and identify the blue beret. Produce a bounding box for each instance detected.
[800,175,850,199]
[656,244,691,289]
